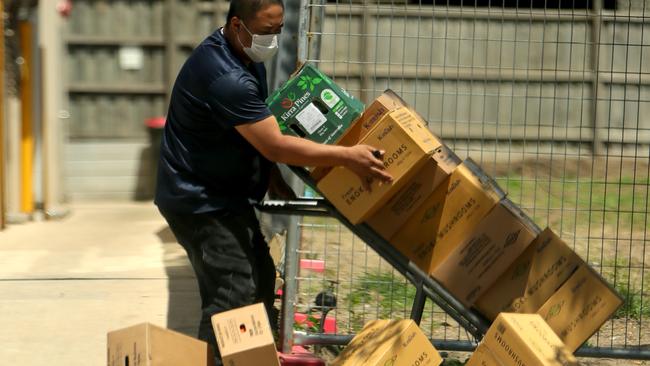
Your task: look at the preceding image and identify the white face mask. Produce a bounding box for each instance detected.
[238,22,279,63]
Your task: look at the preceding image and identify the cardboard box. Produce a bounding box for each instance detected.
[107,323,214,366]
[366,145,461,240]
[317,107,442,224]
[472,313,578,366]
[309,89,412,181]
[475,227,584,320]
[431,199,538,307]
[337,89,419,147]
[389,158,506,275]
[211,303,280,366]
[465,344,502,366]
[266,64,364,144]
[331,319,443,366]
[537,265,623,352]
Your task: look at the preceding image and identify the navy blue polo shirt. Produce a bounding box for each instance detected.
[155,28,273,214]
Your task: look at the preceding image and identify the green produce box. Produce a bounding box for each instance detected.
[266,64,364,144]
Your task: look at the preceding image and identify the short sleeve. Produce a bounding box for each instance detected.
[207,71,272,126]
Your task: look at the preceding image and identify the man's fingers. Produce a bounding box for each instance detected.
[371,167,393,183]
[371,158,385,171]
[368,149,386,170]
[362,176,373,192]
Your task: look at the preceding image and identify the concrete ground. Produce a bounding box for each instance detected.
[1,202,647,366]
[0,202,201,365]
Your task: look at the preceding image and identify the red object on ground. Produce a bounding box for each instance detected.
[145,116,166,129]
[293,313,337,334]
[278,346,326,365]
[299,259,325,273]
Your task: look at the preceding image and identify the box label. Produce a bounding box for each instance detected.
[321,88,340,108]
[296,102,327,134]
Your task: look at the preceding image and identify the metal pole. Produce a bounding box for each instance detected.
[296,0,310,63]
[293,332,479,352]
[409,282,427,325]
[307,0,325,64]
[280,211,300,353]
[589,0,604,156]
[18,14,33,215]
[267,0,305,353]
[292,332,650,360]
[278,0,313,354]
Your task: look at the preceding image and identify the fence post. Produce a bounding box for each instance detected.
[589,0,605,156]
[281,210,301,353]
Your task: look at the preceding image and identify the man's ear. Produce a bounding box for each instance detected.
[230,16,242,30]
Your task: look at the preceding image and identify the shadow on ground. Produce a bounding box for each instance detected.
[156,226,202,336]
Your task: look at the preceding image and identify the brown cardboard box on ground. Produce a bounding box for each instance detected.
[366,144,461,240]
[317,107,442,224]
[331,319,443,366]
[465,344,501,366]
[107,323,214,366]
[475,227,584,320]
[467,313,579,366]
[211,303,280,366]
[537,265,623,352]
[389,158,506,275]
[431,198,539,307]
[310,89,417,182]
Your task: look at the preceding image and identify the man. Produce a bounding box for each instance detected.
[155,0,392,363]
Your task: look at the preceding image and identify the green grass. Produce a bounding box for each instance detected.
[345,270,418,331]
[613,280,650,320]
[599,260,650,320]
[496,175,649,236]
[496,176,649,210]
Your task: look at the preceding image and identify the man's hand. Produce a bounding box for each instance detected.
[343,145,393,190]
[234,116,393,187]
[268,164,298,200]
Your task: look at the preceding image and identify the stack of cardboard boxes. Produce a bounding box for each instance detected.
[267,64,623,364]
[105,64,623,365]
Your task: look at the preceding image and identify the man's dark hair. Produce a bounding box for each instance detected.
[226,0,284,24]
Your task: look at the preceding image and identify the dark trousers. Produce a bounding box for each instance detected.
[159,205,277,366]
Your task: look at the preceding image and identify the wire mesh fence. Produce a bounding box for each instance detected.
[286,0,650,360]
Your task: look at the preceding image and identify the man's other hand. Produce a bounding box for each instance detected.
[267,164,298,200]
